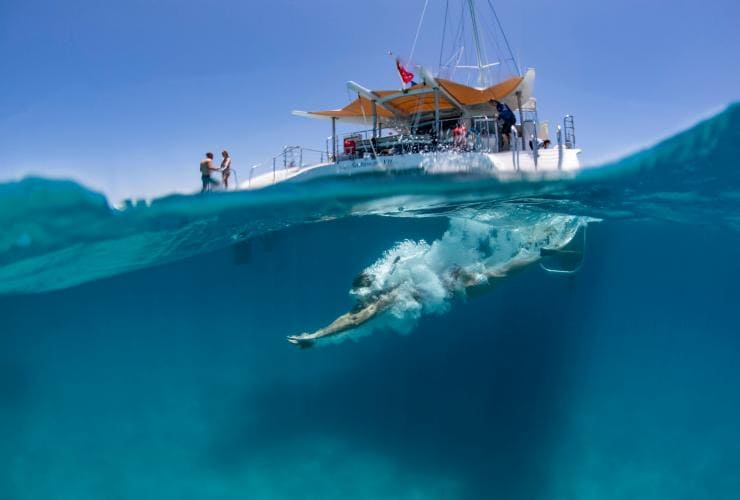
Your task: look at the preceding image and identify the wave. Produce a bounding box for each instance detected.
[0,103,738,298]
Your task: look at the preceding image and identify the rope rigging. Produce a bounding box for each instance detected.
[408,0,430,63]
[436,0,522,83]
[438,0,450,71]
[486,0,521,76]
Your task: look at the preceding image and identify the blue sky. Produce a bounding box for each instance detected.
[1,0,738,201]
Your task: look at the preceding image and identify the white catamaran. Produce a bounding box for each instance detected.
[242,0,581,190]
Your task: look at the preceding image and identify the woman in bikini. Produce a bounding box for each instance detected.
[220,150,232,189]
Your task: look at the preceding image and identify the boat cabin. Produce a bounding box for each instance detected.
[293,67,574,163]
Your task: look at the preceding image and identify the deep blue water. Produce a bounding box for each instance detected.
[1,105,740,499]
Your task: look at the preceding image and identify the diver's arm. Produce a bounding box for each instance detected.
[287,292,395,348]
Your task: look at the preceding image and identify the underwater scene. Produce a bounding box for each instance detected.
[1,105,740,499]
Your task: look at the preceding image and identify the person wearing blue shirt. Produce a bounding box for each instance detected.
[490,99,516,149]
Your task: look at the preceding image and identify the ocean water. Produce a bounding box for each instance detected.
[1,104,739,499]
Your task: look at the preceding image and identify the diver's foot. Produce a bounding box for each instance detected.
[287,335,315,349]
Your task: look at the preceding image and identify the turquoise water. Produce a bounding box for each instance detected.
[1,104,739,499]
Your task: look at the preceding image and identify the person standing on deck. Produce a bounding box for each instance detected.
[490,99,516,148]
[200,152,219,193]
[220,150,232,189]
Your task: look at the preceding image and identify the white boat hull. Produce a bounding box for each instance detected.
[242,148,582,190]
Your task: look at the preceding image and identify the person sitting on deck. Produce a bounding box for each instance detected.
[529,138,552,150]
[490,99,516,149]
[200,152,219,193]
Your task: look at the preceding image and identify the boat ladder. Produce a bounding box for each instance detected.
[540,224,587,274]
[563,115,576,149]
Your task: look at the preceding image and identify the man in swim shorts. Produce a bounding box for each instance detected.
[200,152,219,193]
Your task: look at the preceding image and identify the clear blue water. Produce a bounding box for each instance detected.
[1,104,739,499]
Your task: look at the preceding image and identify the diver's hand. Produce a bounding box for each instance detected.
[287,335,315,349]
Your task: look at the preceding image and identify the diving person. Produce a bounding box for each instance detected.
[286,253,537,348]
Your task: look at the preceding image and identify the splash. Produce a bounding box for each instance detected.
[299,208,591,345]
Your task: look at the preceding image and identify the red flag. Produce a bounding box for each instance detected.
[396,58,414,85]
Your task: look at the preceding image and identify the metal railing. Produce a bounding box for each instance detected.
[248,145,328,187]
[245,113,577,186]
[511,125,520,171]
[557,125,563,170]
[332,116,524,160]
[564,115,576,148]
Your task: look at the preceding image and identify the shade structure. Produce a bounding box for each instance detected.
[294,71,531,124]
[437,76,524,106]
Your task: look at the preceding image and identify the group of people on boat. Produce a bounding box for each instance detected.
[199,150,233,192]
[448,99,517,151]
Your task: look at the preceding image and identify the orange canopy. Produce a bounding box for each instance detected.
[308,96,395,120]
[303,76,524,120]
[437,76,523,106]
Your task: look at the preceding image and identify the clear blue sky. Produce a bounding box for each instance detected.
[1,0,738,201]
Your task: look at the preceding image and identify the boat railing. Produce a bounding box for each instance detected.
[333,130,437,160]
[557,125,563,170]
[321,113,574,165]
[564,115,576,148]
[333,116,514,160]
[511,125,520,171]
[531,125,539,169]
[248,145,329,186]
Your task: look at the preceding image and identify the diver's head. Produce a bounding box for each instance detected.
[352,271,375,291]
[206,152,214,159]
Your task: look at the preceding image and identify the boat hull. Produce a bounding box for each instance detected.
[243,149,582,190]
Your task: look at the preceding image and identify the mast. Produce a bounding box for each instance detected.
[466,0,486,87]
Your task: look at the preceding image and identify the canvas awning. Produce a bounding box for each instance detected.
[437,76,523,106]
[293,71,532,123]
[299,96,395,121]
